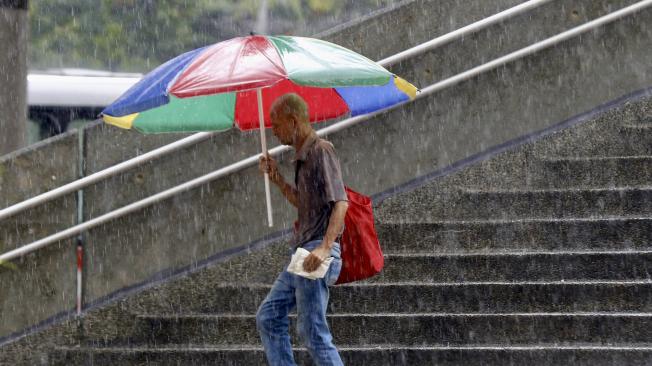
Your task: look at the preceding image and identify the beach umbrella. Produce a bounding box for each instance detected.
[101,35,418,227]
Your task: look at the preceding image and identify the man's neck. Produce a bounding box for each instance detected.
[293,127,316,152]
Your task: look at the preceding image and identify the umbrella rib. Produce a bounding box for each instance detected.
[225,36,286,91]
[275,37,334,77]
[271,36,387,85]
[164,46,210,97]
[227,37,245,81]
[255,36,288,78]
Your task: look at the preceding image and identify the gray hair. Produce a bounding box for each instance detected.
[270,93,309,124]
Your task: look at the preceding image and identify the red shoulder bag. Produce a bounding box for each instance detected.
[335,186,384,284]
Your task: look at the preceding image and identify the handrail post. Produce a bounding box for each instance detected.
[75,128,86,316]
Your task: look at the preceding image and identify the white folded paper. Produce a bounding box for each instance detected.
[287,247,333,280]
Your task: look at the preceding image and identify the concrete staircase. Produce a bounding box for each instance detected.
[43,86,652,365]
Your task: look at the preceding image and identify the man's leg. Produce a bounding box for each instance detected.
[295,242,343,366]
[256,270,297,366]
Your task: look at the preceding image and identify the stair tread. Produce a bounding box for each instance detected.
[135,312,652,319]
[541,155,652,162]
[379,215,652,225]
[459,186,652,194]
[623,124,652,129]
[201,279,652,289]
[384,250,652,258]
[53,344,652,352]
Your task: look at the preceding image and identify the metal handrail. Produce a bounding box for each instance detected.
[378,0,554,66]
[2,0,651,262]
[0,0,553,222]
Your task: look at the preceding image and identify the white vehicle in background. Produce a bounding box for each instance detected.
[28,68,141,139]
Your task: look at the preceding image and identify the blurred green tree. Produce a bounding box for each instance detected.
[30,0,199,72]
[30,0,397,72]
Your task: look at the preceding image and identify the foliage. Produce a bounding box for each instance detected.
[30,0,398,72]
[0,258,17,271]
[30,0,199,72]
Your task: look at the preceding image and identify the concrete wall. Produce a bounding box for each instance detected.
[0,132,78,342]
[315,0,526,61]
[0,1,28,155]
[387,0,641,87]
[1,0,652,341]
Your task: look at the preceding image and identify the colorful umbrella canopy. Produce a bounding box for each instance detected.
[101,35,418,133]
[101,35,418,227]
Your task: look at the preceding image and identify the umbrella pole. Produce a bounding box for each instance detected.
[257,88,274,227]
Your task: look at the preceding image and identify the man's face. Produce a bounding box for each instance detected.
[271,113,296,146]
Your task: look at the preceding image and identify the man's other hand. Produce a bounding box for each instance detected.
[303,244,331,273]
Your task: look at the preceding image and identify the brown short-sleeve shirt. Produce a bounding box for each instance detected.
[293,134,348,248]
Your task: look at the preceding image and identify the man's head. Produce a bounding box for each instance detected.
[270,93,310,146]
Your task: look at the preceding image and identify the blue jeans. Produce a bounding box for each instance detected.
[256,240,344,366]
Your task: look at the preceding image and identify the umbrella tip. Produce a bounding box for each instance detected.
[250,31,257,36]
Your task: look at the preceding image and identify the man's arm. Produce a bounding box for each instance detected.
[275,179,299,208]
[259,154,298,207]
[303,200,348,272]
[322,200,349,250]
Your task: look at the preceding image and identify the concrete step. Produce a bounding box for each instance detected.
[376,218,652,253]
[377,187,652,221]
[138,282,652,316]
[177,249,652,286]
[527,113,652,159]
[531,156,652,189]
[408,101,652,192]
[371,251,652,283]
[50,344,652,366]
[124,313,652,347]
[618,125,652,156]
[105,217,652,312]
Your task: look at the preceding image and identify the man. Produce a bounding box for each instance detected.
[257,93,348,366]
